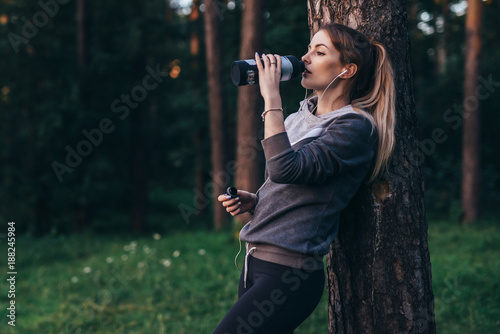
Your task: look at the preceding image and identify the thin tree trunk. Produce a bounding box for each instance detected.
[203,0,229,230]
[75,0,88,232]
[235,0,264,224]
[189,1,208,218]
[461,0,482,224]
[130,102,148,233]
[437,0,450,75]
[195,131,208,218]
[21,107,48,235]
[130,6,148,234]
[77,0,86,70]
[307,1,436,332]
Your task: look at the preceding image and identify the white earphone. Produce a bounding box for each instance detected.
[337,68,348,78]
[299,68,349,115]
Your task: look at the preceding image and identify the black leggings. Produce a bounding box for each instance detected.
[213,255,325,334]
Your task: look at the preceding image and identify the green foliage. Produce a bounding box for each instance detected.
[409,0,500,218]
[0,0,202,234]
[0,0,499,234]
[262,0,310,116]
[0,0,315,234]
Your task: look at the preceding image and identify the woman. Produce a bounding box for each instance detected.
[214,23,396,334]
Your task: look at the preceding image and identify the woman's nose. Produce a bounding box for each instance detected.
[301,51,310,64]
[301,52,310,64]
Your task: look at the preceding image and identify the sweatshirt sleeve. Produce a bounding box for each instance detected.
[261,114,377,185]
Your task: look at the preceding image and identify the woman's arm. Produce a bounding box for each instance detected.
[216,53,284,217]
[263,114,377,184]
[255,53,285,139]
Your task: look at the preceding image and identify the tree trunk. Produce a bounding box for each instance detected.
[75,0,88,232]
[435,0,449,75]
[130,6,148,234]
[235,0,264,224]
[203,0,229,230]
[190,1,208,219]
[461,0,482,224]
[307,1,436,333]
[130,103,148,233]
[194,129,208,217]
[77,0,86,71]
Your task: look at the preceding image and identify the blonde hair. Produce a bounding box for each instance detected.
[319,23,396,182]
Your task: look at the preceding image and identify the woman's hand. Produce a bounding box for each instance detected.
[217,190,258,216]
[255,53,286,138]
[255,53,282,104]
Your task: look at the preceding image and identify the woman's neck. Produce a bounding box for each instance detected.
[315,88,349,116]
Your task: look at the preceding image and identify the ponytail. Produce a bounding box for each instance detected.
[319,23,396,182]
[351,41,396,183]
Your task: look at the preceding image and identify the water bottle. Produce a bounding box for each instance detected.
[230,55,305,86]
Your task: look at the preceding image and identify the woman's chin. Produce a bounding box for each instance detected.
[300,78,312,90]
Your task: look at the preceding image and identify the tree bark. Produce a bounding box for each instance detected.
[461,0,482,224]
[307,1,436,333]
[235,0,264,224]
[203,0,229,230]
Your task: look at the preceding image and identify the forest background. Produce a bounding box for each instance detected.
[0,0,499,333]
[0,0,498,235]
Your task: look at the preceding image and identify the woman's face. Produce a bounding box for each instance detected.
[301,29,345,91]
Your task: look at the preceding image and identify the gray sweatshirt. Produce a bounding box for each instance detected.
[239,97,378,257]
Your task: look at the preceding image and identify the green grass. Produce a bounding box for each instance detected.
[0,228,326,333]
[1,218,498,333]
[428,219,500,333]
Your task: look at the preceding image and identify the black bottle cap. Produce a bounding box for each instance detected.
[226,187,238,197]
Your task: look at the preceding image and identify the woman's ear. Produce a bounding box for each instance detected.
[341,64,357,78]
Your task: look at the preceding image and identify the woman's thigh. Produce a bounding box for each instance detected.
[214,256,325,334]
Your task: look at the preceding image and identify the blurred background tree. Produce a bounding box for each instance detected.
[409,0,499,222]
[234,0,264,228]
[202,0,230,229]
[0,0,498,236]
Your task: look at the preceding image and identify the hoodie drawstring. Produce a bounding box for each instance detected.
[234,238,257,289]
[244,243,257,288]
